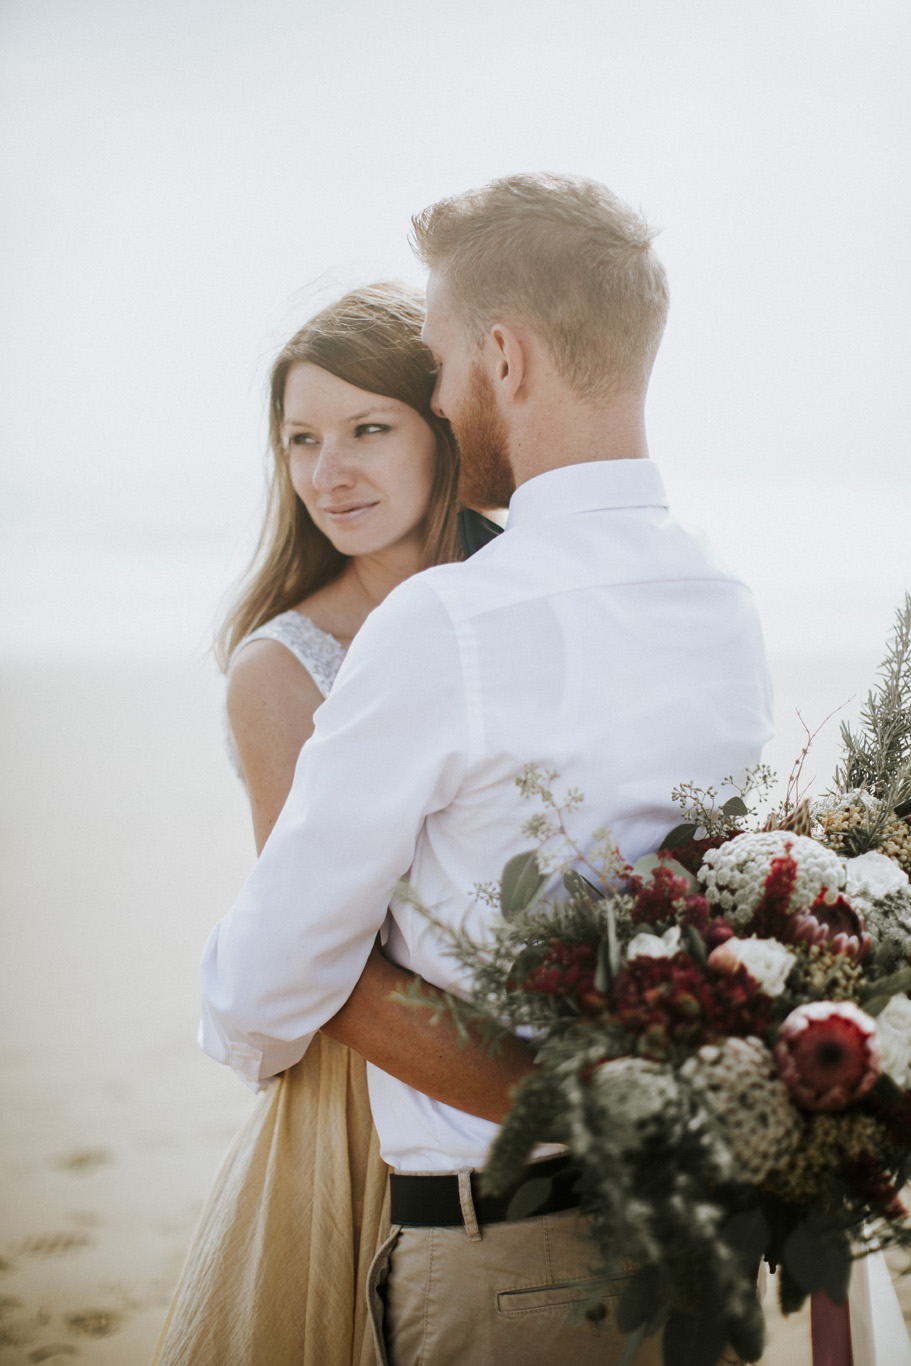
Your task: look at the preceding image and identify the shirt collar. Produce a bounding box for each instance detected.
[505,459,668,531]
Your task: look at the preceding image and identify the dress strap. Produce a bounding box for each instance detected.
[236,610,346,699]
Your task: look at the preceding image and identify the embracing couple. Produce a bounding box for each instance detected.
[155,173,771,1365]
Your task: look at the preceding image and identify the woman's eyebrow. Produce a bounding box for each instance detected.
[283,404,399,429]
[344,405,398,423]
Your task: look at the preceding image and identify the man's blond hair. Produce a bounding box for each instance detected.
[411,173,669,403]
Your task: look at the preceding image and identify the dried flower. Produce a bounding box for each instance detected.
[767,1110,894,1204]
[875,995,911,1089]
[699,832,845,930]
[591,1056,685,1150]
[774,1001,880,1111]
[845,851,910,903]
[610,953,771,1057]
[785,891,871,959]
[681,1037,800,1182]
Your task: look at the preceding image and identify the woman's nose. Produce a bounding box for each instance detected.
[311,439,355,491]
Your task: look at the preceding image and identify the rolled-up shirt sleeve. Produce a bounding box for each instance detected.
[199,578,469,1087]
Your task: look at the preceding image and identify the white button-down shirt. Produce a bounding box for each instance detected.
[201,459,773,1171]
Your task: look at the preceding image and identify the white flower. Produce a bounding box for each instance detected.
[875,995,911,1089]
[627,925,681,961]
[592,1057,685,1149]
[699,832,845,928]
[707,936,796,997]
[845,852,910,903]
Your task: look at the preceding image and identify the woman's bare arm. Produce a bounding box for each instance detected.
[226,643,535,1120]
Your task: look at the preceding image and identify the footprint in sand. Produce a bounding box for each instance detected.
[12,1232,92,1258]
[54,1148,113,1173]
[65,1309,123,1339]
[0,1295,25,1350]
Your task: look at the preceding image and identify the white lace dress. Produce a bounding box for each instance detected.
[224,608,347,779]
[154,609,388,1366]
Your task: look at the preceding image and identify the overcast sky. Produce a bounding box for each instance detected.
[1,0,909,656]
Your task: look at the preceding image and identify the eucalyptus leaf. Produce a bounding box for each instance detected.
[722,1208,770,1268]
[783,1218,852,1303]
[684,922,707,966]
[862,994,892,1018]
[860,967,911,1002]
[663,1309,729,1366]
[563,868,604,904]
[606,901,622,978]
[500,850,547,919]
[616,1263,663,1333]
[595,937,611,995]
[659,822,698,850]
[617,1325,646,1366]
[632,852,698,893]
[721,796,749,817]
[727,1292,765,1364]
[505,1176,553,1222]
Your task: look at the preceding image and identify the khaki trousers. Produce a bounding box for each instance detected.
[367,1203,666,1366]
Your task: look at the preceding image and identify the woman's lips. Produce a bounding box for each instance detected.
[322,501,379,520]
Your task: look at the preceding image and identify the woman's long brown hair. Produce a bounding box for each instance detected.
[216,283,461,668]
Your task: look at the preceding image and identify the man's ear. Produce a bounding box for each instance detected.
[489,324,527,402]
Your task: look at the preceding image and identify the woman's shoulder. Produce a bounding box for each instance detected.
[231,609,346,700]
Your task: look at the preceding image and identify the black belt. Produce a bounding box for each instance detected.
[389,1154,580,1228]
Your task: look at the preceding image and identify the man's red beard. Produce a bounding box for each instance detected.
[450,363,516,511]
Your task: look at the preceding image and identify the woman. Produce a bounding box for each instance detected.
[153,284,532,1366]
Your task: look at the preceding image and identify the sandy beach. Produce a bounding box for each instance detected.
[0,646,908,1364]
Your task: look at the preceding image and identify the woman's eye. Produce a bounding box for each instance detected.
[354,423,389,437]
[288,432,318,448]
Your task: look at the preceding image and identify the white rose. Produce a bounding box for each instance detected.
[627,925,682,961]
[707,936,796,997]
[875,995,911,1088]
[845,852,910,902]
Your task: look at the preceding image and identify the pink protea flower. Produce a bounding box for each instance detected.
[775,1001,880,1111]
[785,891,871,960]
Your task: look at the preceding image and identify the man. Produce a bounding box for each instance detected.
[201,173,772,1364]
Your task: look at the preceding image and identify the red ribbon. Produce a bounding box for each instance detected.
[810,1290,853,1366]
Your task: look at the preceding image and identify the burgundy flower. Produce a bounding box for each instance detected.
[667,834,736,877]
[775,1001,880,1111]
[519,940,603,1016]
[610,952,771,1057]
[841,1157,907,1220]
[703,917,736,951]
[784,891,871,960]
[750,850,800,938]
[630,861,693,927]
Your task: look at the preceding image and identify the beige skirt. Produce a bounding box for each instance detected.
[152,1035,390,1366]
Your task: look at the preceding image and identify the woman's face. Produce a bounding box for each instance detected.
[282,363,437,559]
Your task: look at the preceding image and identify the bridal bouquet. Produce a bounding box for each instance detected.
[412,596,911,1365]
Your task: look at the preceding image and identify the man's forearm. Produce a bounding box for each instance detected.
[322,947,535,1124]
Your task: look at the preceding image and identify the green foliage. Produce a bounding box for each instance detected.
[480,1069,568,1195]
[782,1212,853,1304]
[500,849,548,919]
[833,593,911,844]
[669,772,774,837]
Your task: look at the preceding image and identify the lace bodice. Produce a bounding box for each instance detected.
[224,609,347,780]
